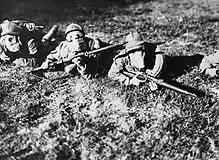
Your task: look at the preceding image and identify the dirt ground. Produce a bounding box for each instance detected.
[1,0,219,160]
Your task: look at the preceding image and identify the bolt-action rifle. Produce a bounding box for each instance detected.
[121,70,197,97]
[29,42,126,73]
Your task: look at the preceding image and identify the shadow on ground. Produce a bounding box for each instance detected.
[163,54,204,79]
[161,54,205,96]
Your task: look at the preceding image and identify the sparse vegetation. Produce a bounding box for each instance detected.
[1,0,219,159]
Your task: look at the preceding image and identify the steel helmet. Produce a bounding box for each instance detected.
[65,23,84,37]
[1,21,22,36]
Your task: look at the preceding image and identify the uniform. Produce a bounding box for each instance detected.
[0,20,58,67]
[41,23,103,79]
[108,32,165,86]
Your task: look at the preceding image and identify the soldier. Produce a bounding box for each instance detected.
[199,49,219,77]
[0,20,58,67]
[40,23,104,79]
[108,32,166,89]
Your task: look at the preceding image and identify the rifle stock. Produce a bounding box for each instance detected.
[121,70,197,97]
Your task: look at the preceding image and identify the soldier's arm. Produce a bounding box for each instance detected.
[146,53,165,78]
[146,46,165,78]
[108,56,130,84]
[40,42,64,68]
[46,42,65,61]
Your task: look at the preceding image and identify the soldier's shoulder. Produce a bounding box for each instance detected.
[143,42,157,52]
[114,49,129,61]
[144,42,157,47]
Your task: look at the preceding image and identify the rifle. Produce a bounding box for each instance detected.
[29,42,126,73]
[121,70,197,97]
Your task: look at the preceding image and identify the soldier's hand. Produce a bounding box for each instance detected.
[146,69,154,76]
[149,81,158,91]
[130,75,143,86]
[72,57,82,65]
[41,61,50,69]
[28,39,38,55]
[205,68,218,77]
[72,57,85,70]
[0,53,10,62]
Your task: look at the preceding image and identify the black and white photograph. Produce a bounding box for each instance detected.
[0,0,219,159]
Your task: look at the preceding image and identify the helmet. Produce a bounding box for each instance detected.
[1,21,22,36]
[125,32,145,51]
[65,23,84,37]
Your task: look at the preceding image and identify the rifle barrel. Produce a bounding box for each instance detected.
[72,42,126,59]
[146,75,197,97]
[29,42,126,73]
[122,71,197,97]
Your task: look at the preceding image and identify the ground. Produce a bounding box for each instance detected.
[1,0,219,159]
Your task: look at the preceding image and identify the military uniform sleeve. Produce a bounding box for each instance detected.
[147,53,165,78]
[40,42,64,68]
[45,42,64,61]
[199,52,219,73]
[108,55,130,83]
[146,45,165,78]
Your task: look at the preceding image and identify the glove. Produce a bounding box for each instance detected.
[149,81,158,91]
[205,68,218,77]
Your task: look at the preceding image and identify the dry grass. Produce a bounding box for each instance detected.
[1,0,219,159]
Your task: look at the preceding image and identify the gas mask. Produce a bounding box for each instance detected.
[66,31,88,52]
[3,35,22,52]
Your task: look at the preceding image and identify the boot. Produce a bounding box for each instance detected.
[42,25,58,43]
